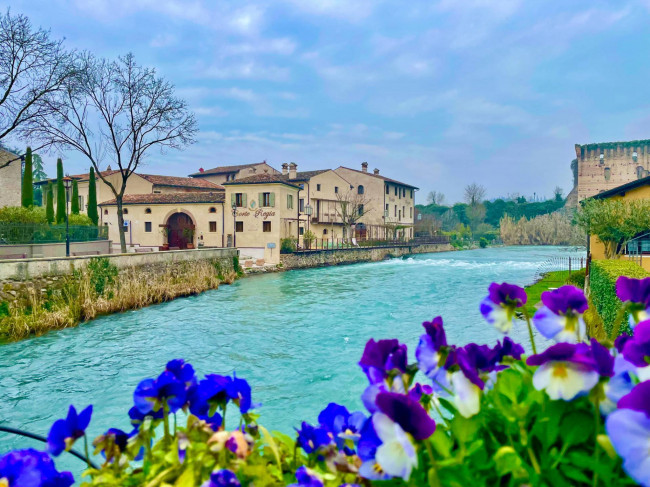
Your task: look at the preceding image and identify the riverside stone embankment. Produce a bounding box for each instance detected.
[279,242,453,270]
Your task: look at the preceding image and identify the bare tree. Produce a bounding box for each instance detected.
[0,10,74,167]
[553,186,563,202]
[464,183,486,206]
[25,52,198,252]
[334,189,372,240]
[426,190,445,205]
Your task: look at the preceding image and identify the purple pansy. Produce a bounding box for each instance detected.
[480,282,527,333]
[375,392,436,440]
[415,317,450,387]
[616,276,650,328]
[359,339,408,384]
[532,285,588,343]
[621,320,650,367]
[295,422,333,454]
[408,383,433,402]
[289,466,324,487]
[317,403,366,451]
[606,382,650,487]
[526,343,600,400]
[202,469,241,487]
[47,405,93,456]
[0,449,74,487]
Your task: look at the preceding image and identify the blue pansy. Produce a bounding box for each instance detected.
[47,404,93,456]
[289,466,324,487]
[202,469,241,487]
[166,359,196,388]
[133,371,187,414]
[295,421,333,454]
[189,374,231,417]
[0,448,74,487]
[317,403,366,451]
[225,374,253,413]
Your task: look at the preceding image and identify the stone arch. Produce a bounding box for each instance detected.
[164,209,197,249]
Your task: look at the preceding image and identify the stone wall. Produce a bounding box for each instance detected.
[279,243,453,270]
[0,240,112,259]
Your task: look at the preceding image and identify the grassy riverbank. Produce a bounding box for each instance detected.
[522,269,585,316]
[0,256,242,342]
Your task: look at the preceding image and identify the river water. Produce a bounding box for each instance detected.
[0,246,584,469]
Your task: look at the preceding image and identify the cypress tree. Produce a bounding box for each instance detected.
[21,147,33,207]
[46,182,54,223]
[71,179,79,214]
[87,167,99,225]
[56,158,66,224]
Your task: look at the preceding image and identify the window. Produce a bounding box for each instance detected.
[262,192,271,207]
[386,185,389,195]
[410,207,413,218]
[385,203,389,215]
[633,151,638,162]
[263,221,271,232]
[299,227,305,235]
[299,198,304,212]
[79,196,84,209]
[287,194,293,209]
[410,190,413,199]
[103,209,108,215]
[235,221,243,232]
[394,205,397,217]
[145,222,152,232]
[209,207,216,213]
[358,185,364,195]
[317,184,321,191]
[235,193,244,207]
[399,210,401,220]
[638,166,645,179]
[335,186,338,194]
[323,229,328,235]
[358,204,364,216]
[153,190,161,194]
[209,221,217,232]
[403,206,405,217]
[123,208,128,214]
[145,208,152,214]
[604,167,611,181]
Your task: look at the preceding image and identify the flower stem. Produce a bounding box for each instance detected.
[162,401,170,442]
[83,434,92,470]
[524,311,538,355]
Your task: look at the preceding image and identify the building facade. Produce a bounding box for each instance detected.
[575,140,650,201]
[0,149,21,208]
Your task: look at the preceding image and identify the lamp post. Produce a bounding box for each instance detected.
[305,205,313,248]
[63,177,72,257]
[231,202,237,248]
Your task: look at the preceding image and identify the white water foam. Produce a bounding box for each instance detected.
[380,257,544,270]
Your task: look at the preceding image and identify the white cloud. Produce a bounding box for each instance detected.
[281,0,380,21]
[150,33,177,48]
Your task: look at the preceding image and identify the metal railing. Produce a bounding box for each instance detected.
[292,235,450,252]
[0,223,108,245]
[533,256,587,285]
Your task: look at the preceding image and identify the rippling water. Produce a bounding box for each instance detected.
[0,245,584,474]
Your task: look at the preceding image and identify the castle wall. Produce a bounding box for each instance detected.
[575,142,650,201]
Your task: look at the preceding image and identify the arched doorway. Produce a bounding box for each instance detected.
[166,212,195,249]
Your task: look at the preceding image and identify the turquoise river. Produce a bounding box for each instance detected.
[0,246,584,475]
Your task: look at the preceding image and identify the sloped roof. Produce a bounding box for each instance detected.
[337,166,419,189]
[591,175,650,200]
[189,163,267,177]
[138,173,224,190]
[222,173,301,188]
[99,192,226,206]
[34,170,122,185]
[290,169,329,181]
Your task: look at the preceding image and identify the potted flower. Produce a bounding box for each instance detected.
[159,226,170,251]
[183,227,195,249]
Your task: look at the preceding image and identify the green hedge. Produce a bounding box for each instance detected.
[589,260,649,336]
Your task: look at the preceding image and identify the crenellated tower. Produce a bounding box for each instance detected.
[575,139,650,201]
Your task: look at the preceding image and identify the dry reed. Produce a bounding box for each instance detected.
[0,259,237,342]
[499,212,585,246]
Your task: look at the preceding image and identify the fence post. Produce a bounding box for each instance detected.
[569,258,572,277]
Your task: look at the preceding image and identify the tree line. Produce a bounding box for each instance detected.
[0,10,197,252]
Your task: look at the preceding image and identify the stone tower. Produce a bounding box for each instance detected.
[575,140,650,201]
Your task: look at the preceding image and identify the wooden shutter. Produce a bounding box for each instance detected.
[242,193,247,207]
[259,193,263,207]
[231,193,236,206]
[270,192,275,207]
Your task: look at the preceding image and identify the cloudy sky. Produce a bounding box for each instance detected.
[4,0,648,202]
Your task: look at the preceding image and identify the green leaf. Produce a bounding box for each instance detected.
[493,446,522,476]
[174,469,195,487]
[559,411,593,447]
[430,429,453,458]
[259,425,282,479]
[450,415,480,444]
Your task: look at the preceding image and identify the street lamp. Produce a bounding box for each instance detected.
[63,177,72,257]
[231,202,237,248]
[305,205,313,248]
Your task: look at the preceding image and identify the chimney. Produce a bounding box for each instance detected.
[289,162,297,179]
[361,162,368,173]
[373,168,380,175]
[281,163,289,175]
[199,167,204,173]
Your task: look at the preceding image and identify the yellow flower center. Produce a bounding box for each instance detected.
[552,363,568,379]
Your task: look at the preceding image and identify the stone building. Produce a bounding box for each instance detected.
[575,140,650,201]
[0,148,21,208]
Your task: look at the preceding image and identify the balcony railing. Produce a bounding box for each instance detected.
[293,235,450,252]
[0,223,108,245]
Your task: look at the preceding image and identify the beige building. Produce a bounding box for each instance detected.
[0,149,21,208]
[223,173,300,264]
[189,162,279,185]
[575,140,650,201]
[99,192,226,250]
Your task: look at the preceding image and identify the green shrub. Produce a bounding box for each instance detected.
[589,260,649,336]
[68,213,93,226]
[565,268,586,289]
[0,206,48,223]
[280,237,297,253]
[233,255,243,276]
[479,237,488,248]
[0,301,9,318]
[87,257,119,297]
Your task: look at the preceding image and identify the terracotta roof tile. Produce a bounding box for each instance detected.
[138,173,224,190]
[337,166,419,189]
[98,192,226,206]
[189,163,267,177]
[222,173,301,188]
